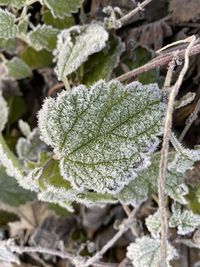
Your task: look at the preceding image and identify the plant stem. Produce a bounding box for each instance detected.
[116,43,200,82]
[158,36,196,266]
[118,0,152,26]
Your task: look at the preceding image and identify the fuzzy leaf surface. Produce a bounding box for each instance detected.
[127,236,177,267]
[54,24,109,81]
[0,8,18,39]
[42,0,82,18]
[118,151,189,205]
[28,25,59,51]
[38,80,165,194]
[4,57,32,79]
[169,203,200,235]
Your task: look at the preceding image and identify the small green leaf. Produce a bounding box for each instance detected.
[42,9,75,29]
[38,80,165,194]
[0,165,35,206]
[169,203,200,235]
[82,36,125,86]
[118,151,189,206]
[21,47,53,69]
[42,0,82,18]
[4,57,32,79]
[54,24,109,81]
[0,8,18,39]
[0,0,9,5]
[0,92,8,132]
[28,25,59,51]
[127,236,177,267]
[11,0,25,9]
[145,211,161,239]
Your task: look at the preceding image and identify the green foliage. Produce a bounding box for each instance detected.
[27,25,59,51]
[42,0,82,18]
[118,151,189,206]
[0,165,35,206]
[169,203,200,235]
[0,8,18,39]
[38,80,165,194]
[42,10,75,29]
[7,96,26,125]
[127,236,177,267]
[4,57,32,79]
[82,36,125,86]
[54,24,109,81]
[21,47,53,69]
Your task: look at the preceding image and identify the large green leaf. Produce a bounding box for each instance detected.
[0,165,35,206]
[0,8,18,39]
[54,24,109,81]
[28,25,59,51]
[42,0,82,18]
[82,36,124,86]
[38,80,166,194]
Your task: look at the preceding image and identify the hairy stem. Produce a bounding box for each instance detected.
[158,36,196,266]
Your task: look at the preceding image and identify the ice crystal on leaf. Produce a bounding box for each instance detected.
[0,8,18,39]
[54,24,109,81]
[0,92,8,132]
[38,80,166,194]
[145,210,161,239]
[169,203,200,235]
[127,236,177,267]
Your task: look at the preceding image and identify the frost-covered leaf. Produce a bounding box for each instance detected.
[145,211,161,239]
[38,80,165,194]
[0,240,19,264]
[127,236,177,267]
[18,119,31,138]
[82,36,125,86]
[169,142,200,174]
[21,47,53,69]
[0,165,35,206]
[16,128,48,162]
[169,203,200,235]
[42,0,82,18]
[28,25,59,51]
[42,10,75,29]
[54,24,109,81]
[118,151,189,206]
[4,57,32,79]
[27,152,116,209]
[0,8,18,39]
[0,92,8,132]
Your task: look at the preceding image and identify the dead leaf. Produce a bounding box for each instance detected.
[127,19,172,50]
[169,0,200,22]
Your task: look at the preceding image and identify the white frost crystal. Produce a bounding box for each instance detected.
[127,236,177,267]
[0,92,8,132]
[0,8,18,39]
[38,80,166,194]
[54,23,109,81]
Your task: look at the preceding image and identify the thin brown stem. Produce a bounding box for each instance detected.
[158,36,196,266]
[179,97,200,142]
[83,205,140,267]
[116,43,200,82]
[119,0,152,26]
